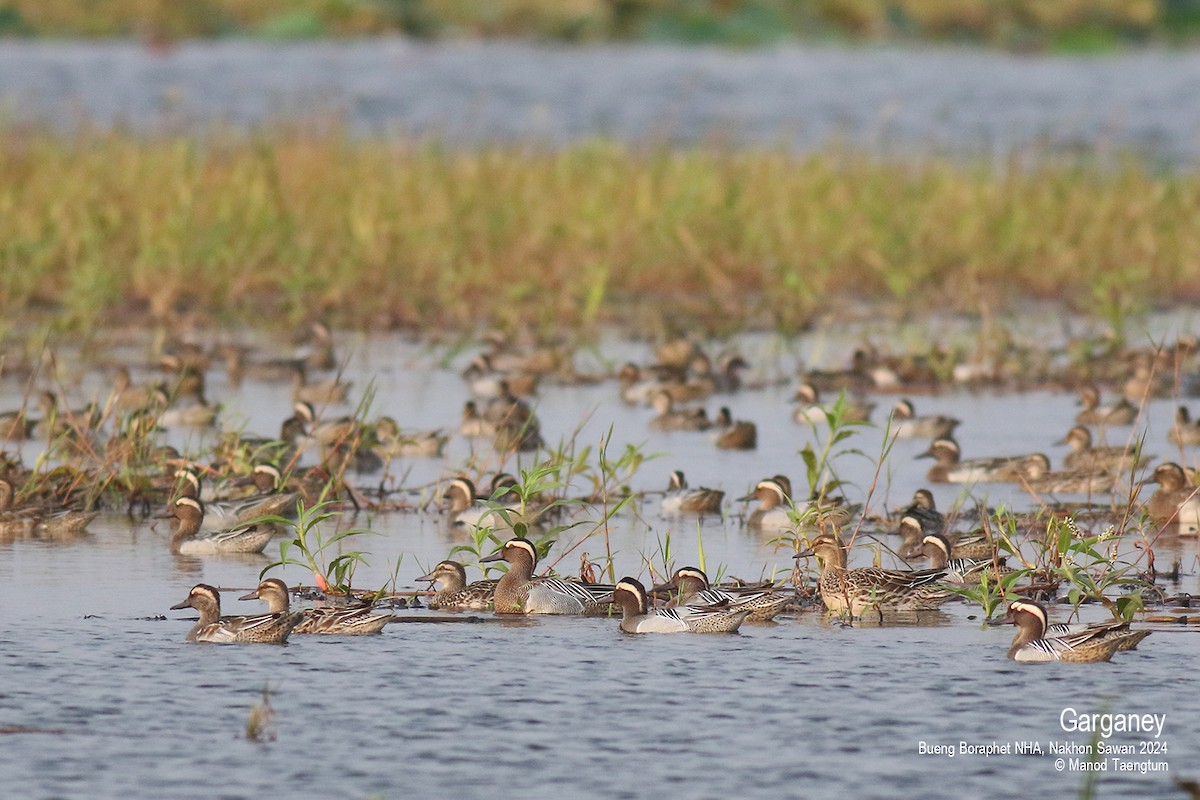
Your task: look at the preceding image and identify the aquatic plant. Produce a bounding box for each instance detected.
[258,499,376,594]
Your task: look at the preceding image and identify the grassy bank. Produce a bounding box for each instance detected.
[2,130,1199,334]
[0,0,1198,50]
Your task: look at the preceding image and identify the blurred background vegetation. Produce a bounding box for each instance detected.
[2,0,1200,51]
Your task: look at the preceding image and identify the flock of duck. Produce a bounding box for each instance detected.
[3,322,1199,663]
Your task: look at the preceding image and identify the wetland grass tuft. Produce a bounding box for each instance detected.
[3,131,1200,334]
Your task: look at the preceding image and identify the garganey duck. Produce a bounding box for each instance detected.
[173,465,298,531]
[919,533,1006,584]
[1168,406,1200,446]
[648,390,710,432]
[239,578,392,635]
[660,470,724,516]
[1145,462,1200,525]
[441,477,522,529]
[889,398,959,439]
[739,477,856,531]
[897,515,993,561]
[1056,425,1148,473]
[171,583,302,644]
[612,577,750,633]
[0,477,98,537]
[1022,454,1118,495]
[791,383,874,426]
[290,364,351,406]
[1002,600,1148,663]
[897,488,946,535]
[1075,385,1137,427]
[416,560,498,610]
[652,566,791,621]
[161,496,277,555]
[712,407,757,450]
[917,437,1043,484]
[373,416,449,458]
[795,532,954,617]
[480,537,614,615]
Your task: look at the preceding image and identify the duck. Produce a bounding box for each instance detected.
[459,400,499,438]
[648,390,710,432]
[479,537,614,615]
[790,383,874,426]
[109,365,168,413]
[416,560,498,610]
[660,470,724,516]
[896,488,946,535]
[1022,454,1118,496]
[172,466,298,531]
[1001,600,1147,663]
[1056,425,1148,473]
[291,364,351,406]
[441,477,522,529]
[221,344,306,387]
[373,416,449,458]
[889,399,959,439]
[0,477,98,538]
[738,478,794,530]
[239,578,392,634]
[1144,462,1199,525]
[160,496,277,555]
[170,583,303,644]
[919,532,1005,584]
[1075,385,1137,427]
[712,407,757,449]
[917,438,1043,484]
[795,531,953,617]
[1168,406,1200,446]
[651,566,791,621]
[462,354,540,399]
[897,514,993,561]
[611,577,750,634]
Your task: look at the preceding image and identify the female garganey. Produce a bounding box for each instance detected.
[416,560,498,610]
[1075,385,1137,427]
[795,531,953,617]
[161,496,276,555]
[1002,600,1147,663]
[171,583,302,644]
[652,566,791,621]
[648,390,711,432]
[1145,462,1199,525]
[239,578,392,634]
[660,470,724,516]
[1056,425,1148,473]
[480,537,614,615]
[612,577,750,633]
[917,438,1043,484]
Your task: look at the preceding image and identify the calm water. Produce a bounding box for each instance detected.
[2,40,1200,162]
[1,323,1198,798]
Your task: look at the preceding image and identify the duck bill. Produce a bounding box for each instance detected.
[794,547,816,559]
[914,448,934,460]
[415,572,437,583]
[237,590,261,601]
[479,551,505,564]
[648,581,676,597]
[169,598,191,610]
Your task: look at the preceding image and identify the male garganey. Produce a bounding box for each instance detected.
[795,531,953,617]
[171,583,302,644]
[1001,600,1148,663]
[416,560,498,611]
[239,578,392,634]
[161,497,276,555]
[480,537,614,615]
[660,470,724,516]
[612,577,750,633]
[652,566,791,621]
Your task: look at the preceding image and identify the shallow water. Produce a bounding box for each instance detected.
[1,324,1198,797]
[3,40,1200,162]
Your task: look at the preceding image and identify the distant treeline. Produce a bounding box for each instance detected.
[2,0,1200,50]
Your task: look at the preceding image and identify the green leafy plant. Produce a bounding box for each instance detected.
[258,499,376,593]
